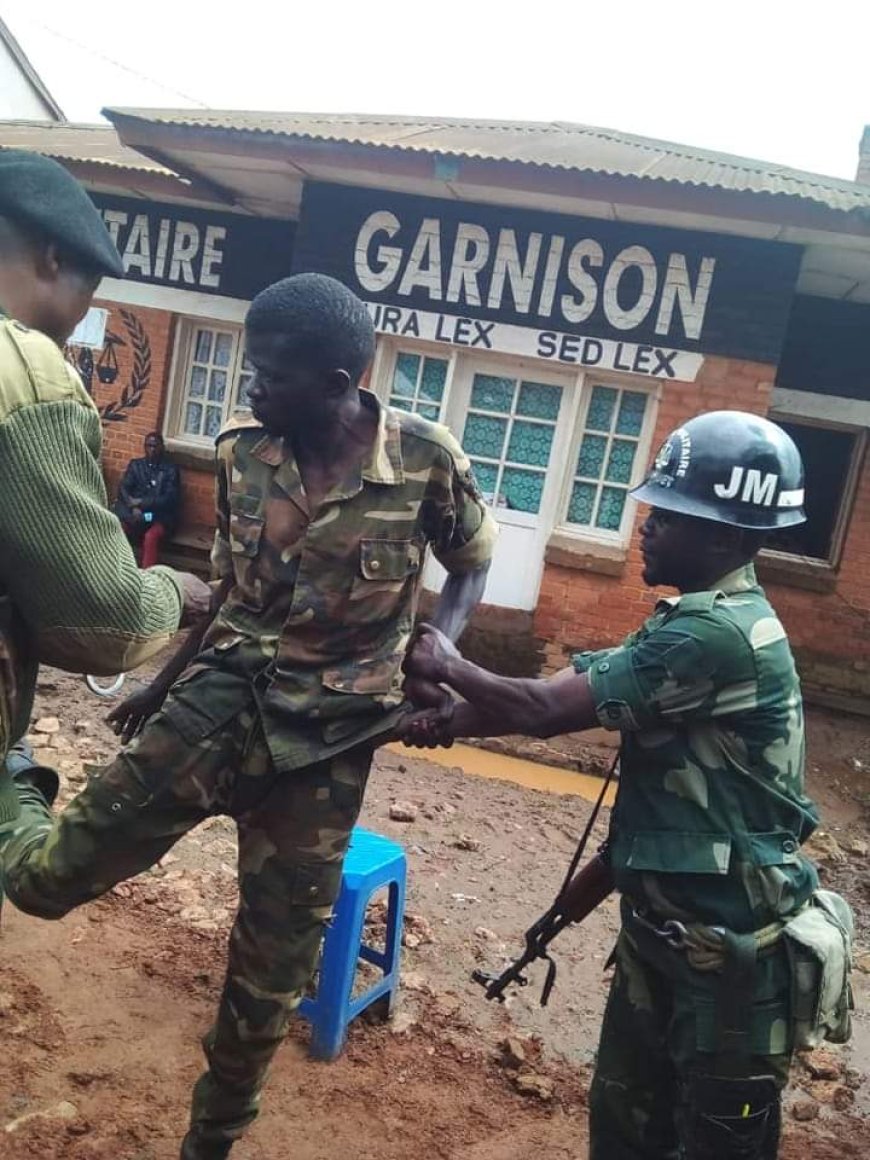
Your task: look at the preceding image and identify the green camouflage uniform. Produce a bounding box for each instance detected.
[573,563,819,1159]
[1,392,497,1147]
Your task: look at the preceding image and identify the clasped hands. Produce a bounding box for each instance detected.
[396,623,462,749]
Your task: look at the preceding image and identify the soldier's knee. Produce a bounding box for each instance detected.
[683,1073,781,1160]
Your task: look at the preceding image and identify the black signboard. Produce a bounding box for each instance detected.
[91,193,295,301]
[292,182,803,365]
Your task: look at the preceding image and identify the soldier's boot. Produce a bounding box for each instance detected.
[179,1130,233,1159]
[0,742,59,926]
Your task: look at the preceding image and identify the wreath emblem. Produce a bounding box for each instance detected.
[98,310,151,423]
[67,309,152,423]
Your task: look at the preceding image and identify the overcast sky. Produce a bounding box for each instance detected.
[7,2,869,180]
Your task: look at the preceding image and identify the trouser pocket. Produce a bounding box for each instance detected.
[684,1073,781,1160]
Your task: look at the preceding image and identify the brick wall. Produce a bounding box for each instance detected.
[180,465,216,528]
[534,355,775,663]
[92,299,174,499]
[91,300,216,530]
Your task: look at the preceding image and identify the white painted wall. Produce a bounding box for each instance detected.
[0,36,56,119]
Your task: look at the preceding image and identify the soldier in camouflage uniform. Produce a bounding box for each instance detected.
[0,273,497,1159]
[399,412,823,1159]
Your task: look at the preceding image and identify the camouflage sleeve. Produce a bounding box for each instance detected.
[210,434,234,582]
[429,433,498,574]
[585,612,757,731]
[571,648,616,673]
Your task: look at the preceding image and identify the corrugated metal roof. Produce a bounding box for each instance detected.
[0,120,170,173]
[105,109,870,215]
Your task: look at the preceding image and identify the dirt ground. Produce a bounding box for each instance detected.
[1,666,869,1159]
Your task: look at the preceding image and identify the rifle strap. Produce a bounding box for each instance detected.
[554,751,619,906]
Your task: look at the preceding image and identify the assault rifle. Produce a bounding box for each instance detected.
[471,756,618,1007]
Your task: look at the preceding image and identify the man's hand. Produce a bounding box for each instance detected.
[106,683,169,744]
[394,702,457,750]
[403,623,462,686]
[177,572,213,626]
[403,674,450,709]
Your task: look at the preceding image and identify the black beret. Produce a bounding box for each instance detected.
[0,149,124,278]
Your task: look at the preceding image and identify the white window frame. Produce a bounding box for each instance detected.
[370,339,457,424]
[371,338,661,550]
[441,355,573,524]
[554,374,660,548]
[166,317,253,451]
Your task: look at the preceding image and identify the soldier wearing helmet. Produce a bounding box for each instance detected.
[398,410,848,1160]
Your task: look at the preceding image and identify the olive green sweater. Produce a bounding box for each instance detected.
[0,316,183,753]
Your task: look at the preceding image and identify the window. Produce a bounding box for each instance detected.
[172,322,252,444]
[372,338,658,559]
[561,384,651,534]
[388,351,449,421]
[766,420,866,565]
[461,373,562,514]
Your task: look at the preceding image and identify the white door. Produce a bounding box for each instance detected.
[425,360,574,610]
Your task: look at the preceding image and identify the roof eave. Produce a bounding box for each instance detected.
[55,157,237,206]
[104,111,870,237]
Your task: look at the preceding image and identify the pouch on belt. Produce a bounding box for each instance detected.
[783,889,854,1049]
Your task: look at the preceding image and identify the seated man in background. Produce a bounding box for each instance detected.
[114,431,181,567]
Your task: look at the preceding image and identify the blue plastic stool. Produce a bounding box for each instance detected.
[298,826,407,1060]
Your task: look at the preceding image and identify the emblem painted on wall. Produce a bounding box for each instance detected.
[66,309,152,423]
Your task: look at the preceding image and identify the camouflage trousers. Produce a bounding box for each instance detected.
[589,908,793,1160]
[0,668,374,1147]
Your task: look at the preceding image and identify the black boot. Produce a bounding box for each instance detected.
[180,1131,233,1159]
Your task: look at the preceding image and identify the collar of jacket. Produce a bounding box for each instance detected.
[249,389,405,486]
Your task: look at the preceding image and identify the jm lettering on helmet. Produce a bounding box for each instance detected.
[631,411,806,530]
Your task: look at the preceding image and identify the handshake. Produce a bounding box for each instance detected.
[396,624,464,749]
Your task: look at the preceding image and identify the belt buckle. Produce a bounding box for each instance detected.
[658,919,689,949]
[630,907,688,950]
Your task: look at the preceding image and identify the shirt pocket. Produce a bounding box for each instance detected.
[321,653,405,702]
[347,538,422,616]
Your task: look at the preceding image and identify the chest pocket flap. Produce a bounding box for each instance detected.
[627,830,733,875]
[359,538,421,581]
[746,830,801,867]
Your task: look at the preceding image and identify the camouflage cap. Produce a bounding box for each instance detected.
[0,149,124,278]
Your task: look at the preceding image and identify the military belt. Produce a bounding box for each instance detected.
[629,907,785,973]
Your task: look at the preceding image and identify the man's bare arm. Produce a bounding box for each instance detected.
[399,624,600,745]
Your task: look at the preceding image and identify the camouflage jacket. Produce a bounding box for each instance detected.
[200,392,497,772]
[0,316,182,760]
[574,564,819,933]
